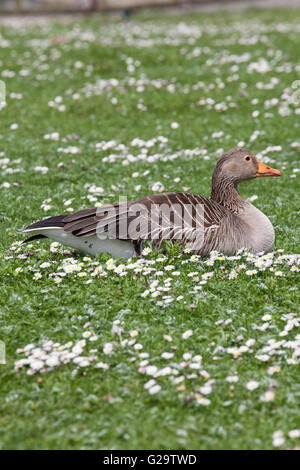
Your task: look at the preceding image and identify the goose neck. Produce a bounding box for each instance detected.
[211,177,245,214]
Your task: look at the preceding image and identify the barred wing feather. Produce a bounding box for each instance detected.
[62,192,226,252]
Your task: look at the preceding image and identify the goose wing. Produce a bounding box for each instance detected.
[62,192,227,253]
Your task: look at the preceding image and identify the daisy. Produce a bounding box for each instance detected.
[262,314,272,321]
[130,330,138,337]
[46,356,60,367]
[183,353,192,361]
[182,330,193,339]
[30,360,44,371]
[268,365,281,375]
[226,375,239,383]
[256,354,270,362]
[199,385,212,395]
[161,352,174,359]
[246,380,260,391]
[151,291,160,298]
[82,331,91,338]
[272,431,285,447]
[164,265,175,271]
[94,362,109,370]
[78,359,90,367]
[202,272,213,280]
[163,335,172,342]
[103,343,113,355]
[260,390,275,402]
[144,379,156,389]
[188,350,198,361]
[197,397,211,406]
[148,384,161,395]
[145,365,158,376]
[40,262,51,268]
[288,430,300,438]
[157,367,172,376]
[229,271,238,279]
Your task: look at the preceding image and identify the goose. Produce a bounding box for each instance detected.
[23,148,281,258]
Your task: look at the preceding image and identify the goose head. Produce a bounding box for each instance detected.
[212,148,281,185]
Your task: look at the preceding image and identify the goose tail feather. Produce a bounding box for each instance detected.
[23,215,66,232]
[22,234,47,244]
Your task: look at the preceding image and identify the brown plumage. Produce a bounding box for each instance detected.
[23,148,281,258]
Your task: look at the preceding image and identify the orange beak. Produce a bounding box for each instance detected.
[256,161,281,177]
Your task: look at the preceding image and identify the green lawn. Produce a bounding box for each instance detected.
[0,8,300,450]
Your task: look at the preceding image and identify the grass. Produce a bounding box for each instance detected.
[0,7,300,450]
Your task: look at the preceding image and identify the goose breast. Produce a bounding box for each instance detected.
[237,203,275,253]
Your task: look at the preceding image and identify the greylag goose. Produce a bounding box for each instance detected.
[23,148,281,258]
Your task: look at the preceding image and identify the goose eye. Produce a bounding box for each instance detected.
[245,156,251,162]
